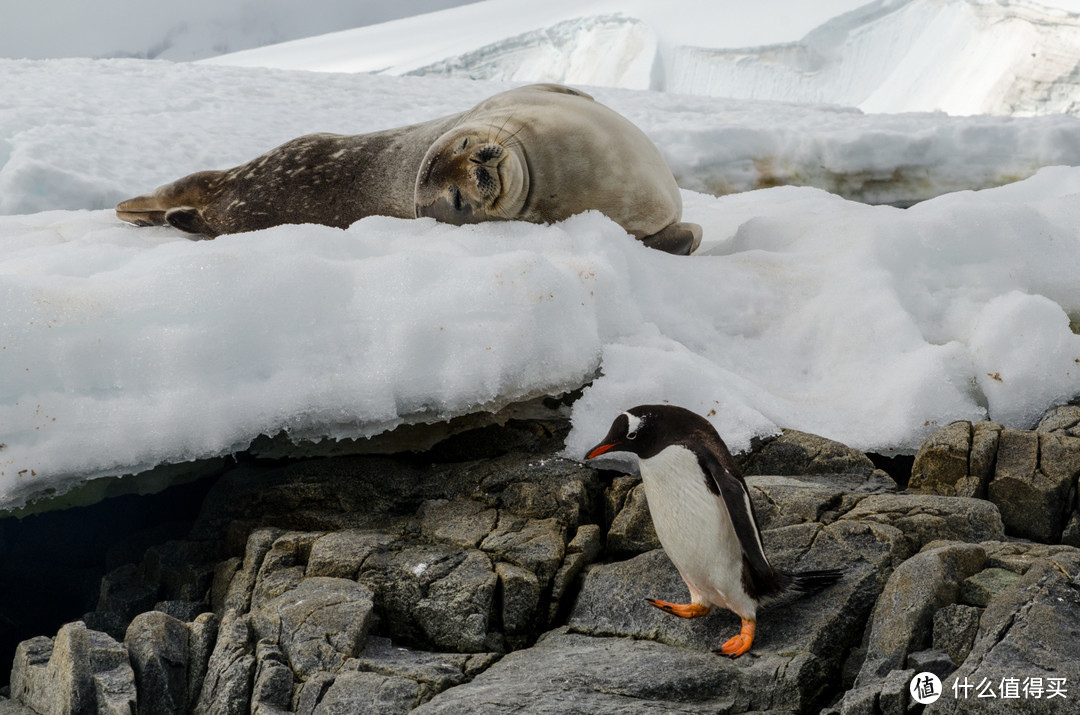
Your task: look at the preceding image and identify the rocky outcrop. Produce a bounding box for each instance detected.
[4,414,1080,714]
[909,416,1080,544]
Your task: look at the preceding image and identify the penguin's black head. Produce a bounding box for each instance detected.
[585,404,708,461]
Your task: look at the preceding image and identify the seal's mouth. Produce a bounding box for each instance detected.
[416,187,477,225]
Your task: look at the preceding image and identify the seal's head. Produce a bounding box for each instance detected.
[414,125,529,225]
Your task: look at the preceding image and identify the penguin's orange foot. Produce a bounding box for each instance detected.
[716,619,756,658]
[646,598,710,618]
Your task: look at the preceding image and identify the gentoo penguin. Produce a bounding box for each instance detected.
[584,404,841,657]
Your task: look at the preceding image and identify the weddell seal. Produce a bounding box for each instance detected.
[115,84,702,255]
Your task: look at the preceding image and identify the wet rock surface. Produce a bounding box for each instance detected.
[4,414,1080,713]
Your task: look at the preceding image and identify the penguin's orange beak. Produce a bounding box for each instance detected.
[584,442,617,460]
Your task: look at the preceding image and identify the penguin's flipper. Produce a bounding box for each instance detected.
[646,598,710,618]
[697,449,784,597]
[716,618,755,658]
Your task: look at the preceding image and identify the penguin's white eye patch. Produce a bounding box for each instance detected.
[623,412,643,440]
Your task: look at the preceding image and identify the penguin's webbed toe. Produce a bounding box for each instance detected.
[715,618,756,658]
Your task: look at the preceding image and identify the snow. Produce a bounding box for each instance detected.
[0,1,481,62]
[4,3,1080,510]
[205,0,1080,115]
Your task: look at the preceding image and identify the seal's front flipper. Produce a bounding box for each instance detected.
[641,222,702,256]
[165,207,217,238]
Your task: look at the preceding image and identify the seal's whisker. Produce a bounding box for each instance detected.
[493,112,516,144]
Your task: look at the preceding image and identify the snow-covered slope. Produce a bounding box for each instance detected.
[208,0,1080,115]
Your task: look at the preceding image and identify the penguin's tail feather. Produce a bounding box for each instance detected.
[786,568,843,595]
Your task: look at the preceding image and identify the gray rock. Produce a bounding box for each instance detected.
[908,420,1002,499]
[250,531,325,611]
[251,577,375,680]
[933,544,1080,714]
[152,600,206,623]
[548,524,603,620]
[932,604,981,665]
[988,430,1077,543]
[960,567,1022,607]
[9,622,136,715]
[968,421,1003,498]
[839,494,1004,558]
[604,482,660,555]
[602,475,639,532]
[1035,403,1080,437]
[566,523,603,564]
[1062,511,1080,548]
[747,471,896,532]
[738,429,877,477]
[305,530,397,579]
[456,454,600,529]
[187,613,219,714]
[193,611,255,715]
[360,544,498,652]
[877,668,913,715]
[0,696,34,714]
[313,671,420,715]
[86,628,138,715]
[349,636,499,705]
[495,561,541,645]
[480,515,565,587]
[852,542,986,688]
[418,628,807,713]
[909,421,974,496]
[906,649,956,680]
[831,685,877,715]
[250,641,293,715]
[210,557,241,613]
[125,610,190,715]
[293,672,336,715]
[746,476,846,531]
[419,498,498,549]
[221,528,283,615]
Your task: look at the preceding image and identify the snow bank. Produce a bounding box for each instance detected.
[5,167,1080,510]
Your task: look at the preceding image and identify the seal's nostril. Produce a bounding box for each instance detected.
[452,186,463,212]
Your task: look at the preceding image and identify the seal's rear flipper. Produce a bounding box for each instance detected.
[165,207,217,237]
[641,222,702,256]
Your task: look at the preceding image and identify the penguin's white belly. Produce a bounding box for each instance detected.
[638,445,757,618]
